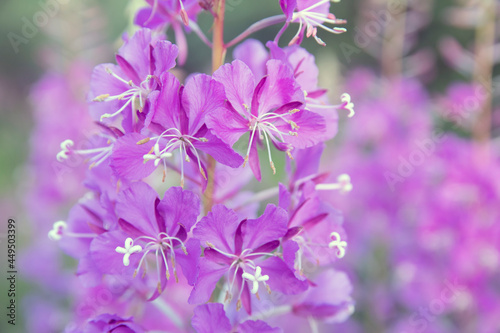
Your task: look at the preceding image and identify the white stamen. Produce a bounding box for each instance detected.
[328,232,347,258]
[48,221,95,241]
[116,237,143,266]
[315,173,352,193]
[144,129,208,183]
[96,69,154,121]
[242,266,270,294]
[56,137,115,167]
[291,0,347,46]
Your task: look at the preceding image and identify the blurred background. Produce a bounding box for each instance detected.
[1,0,499,332]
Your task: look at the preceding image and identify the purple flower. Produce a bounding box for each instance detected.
[192,303,282,333]
[89,28,178,132]
[280,181,347,277]
[189,204,308,314]
[234,39,354,141]
[111,73,243,187]
[90,182,200,300]
[206,59,326,180]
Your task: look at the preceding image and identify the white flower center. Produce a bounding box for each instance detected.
[242,266,270,294]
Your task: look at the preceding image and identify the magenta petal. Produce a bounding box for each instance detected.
[283,227,303,243]
[88,63,128,100]
[238,320,282,333]
[116,182,160,237]
[192,303,232,333]
[193,204,239,254]
[149,72,181,130]
[183,74,226,134]
[193,131,244,168]
[280,0,297,20]
[116,55,141,86]
[88,63,129,121]
[205,107,248,147]
[110,133,157,180]
[213,60,255,116]
[259,257,308,295]
[134,7,165,29]
[76,252,102,287]
[292,144,324,183]
[276,109,326,149]
[297,0,330,14]
[117,28,152,80]
[292,269,354,322]
[151,40,178,76]
[204,248,234,265]
[157,186,200,234]
[306,96,339,141]
[90,230,138,276]
[247,135,261,181]
[236,271,252,315]
[255,59,305,115]
[241,204,288,250]
[252,240,281,255]
[188,258,228,304]
[268,42,319,92]
[175,238,201,286]
[278,183,291,210]
[233,39,268,79]
[282,239,300,274]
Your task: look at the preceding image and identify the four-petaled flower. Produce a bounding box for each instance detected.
[90,182,201,300]
[207,59,326,180]
[189,204,308,314]
[89,28,178,132]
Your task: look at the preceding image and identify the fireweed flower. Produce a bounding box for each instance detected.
[279,0,347,46]
[90,183,200,300]
[234,39,355,140]
[89,28,178,132]
[207,59,327,180]
[111,73,243,187]
[189,204,308,314]
[280,181,347,277]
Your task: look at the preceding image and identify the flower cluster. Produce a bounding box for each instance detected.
[40,1,355,332]
[326,69,500,333]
